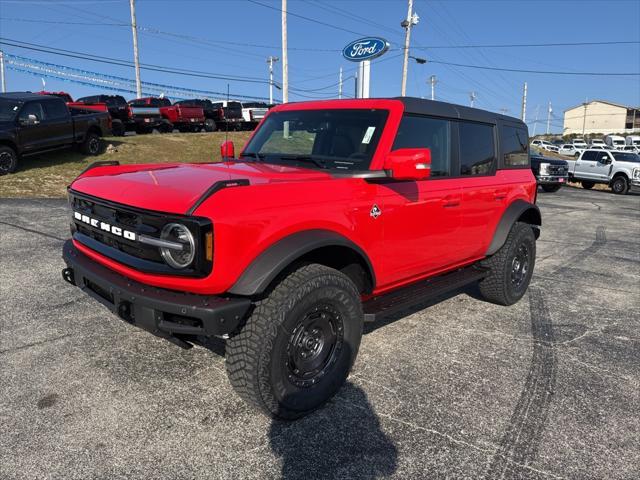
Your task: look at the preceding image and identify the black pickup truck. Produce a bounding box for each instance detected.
[0,92,111,175]
[530,154,569,192]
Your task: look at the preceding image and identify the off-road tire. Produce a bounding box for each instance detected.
[225,263,363,420]
[479,222,536,306]
[204,119,217,132]
[81,132,102,155]
[611,176,629,195]
[541,184,561,193]
[0,146,18,175]
[581,181,595,190]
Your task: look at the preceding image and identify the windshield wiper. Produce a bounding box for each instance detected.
[278,154,328,169]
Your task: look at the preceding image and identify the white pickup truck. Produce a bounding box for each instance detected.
[567,149,640,194]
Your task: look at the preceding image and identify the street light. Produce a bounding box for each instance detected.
[267,56,279,104]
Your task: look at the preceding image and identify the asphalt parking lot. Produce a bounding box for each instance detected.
[1,187,639,480]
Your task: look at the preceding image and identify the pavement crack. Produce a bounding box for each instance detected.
[0,333,74,355]
[0,220,66,243]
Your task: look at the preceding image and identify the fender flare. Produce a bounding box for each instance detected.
[228,229,375,296]
[486,200,541,256]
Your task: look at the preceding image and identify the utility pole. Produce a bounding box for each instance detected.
[338,67,343,99]
[400,0,418,96]
[521,82,527,122]
[582,102,588,136]
[532,104,540,137]
[129,0,142,98]
[469,91,477,108]
[546,101,552,135]
[0,51,6,93]
[267,56,279,104]
[429,75,437,101]
[281,0,289,103]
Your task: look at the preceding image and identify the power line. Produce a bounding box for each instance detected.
[428,59,640,76]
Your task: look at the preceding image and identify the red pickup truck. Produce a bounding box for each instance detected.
[61,98,540,419]
[128,97,205,132]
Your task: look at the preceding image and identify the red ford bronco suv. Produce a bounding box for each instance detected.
[61,98,540,419]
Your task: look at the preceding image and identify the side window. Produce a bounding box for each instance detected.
[459,121,495,176]
[581,151,597,161]
[392,115,452,177]
[43,100,68,120]
[501,125,529,167]
[18,102,45,122]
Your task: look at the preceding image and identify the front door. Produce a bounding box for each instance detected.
[378,114,462,288]
[591,151,614,181]
[17,101,50,153]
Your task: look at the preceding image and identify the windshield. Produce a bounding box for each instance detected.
[0,99,21,121]
[242,109,389,171]
[613,140,625,145]
[612,152,640,162]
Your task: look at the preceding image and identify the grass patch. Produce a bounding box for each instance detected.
[0,131,251,198]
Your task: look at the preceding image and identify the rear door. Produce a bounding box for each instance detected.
[456,120,502,260]
[575,150,599,179]
[380,114,462,284]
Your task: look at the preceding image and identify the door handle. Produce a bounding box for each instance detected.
[441,196,460,208]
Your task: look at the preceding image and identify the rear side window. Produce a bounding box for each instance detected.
[459,121,495,176]
[392,115,451,177]
[501,125,529,167]
[581,151,597,161]
[43,100,68,120]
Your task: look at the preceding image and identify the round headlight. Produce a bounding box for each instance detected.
[160,223,195,269]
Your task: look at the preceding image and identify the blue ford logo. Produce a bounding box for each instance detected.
[342,37,390,62]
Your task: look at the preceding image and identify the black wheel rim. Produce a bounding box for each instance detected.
[286,304,344,388]
[0,151,13,173]
[88,137,99,154]
[613,179,624,192]
[510,244,530,289]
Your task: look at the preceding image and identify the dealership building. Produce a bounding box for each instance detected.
[563,100,640,135]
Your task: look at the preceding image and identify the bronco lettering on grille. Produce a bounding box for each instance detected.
[74,211,137,241]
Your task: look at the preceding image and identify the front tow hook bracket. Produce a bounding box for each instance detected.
[62,267,75,286]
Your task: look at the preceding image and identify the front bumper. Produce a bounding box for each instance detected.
[62,240,251,346]
[537,175,568,185]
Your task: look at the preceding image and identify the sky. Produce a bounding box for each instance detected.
[0,0,639,134]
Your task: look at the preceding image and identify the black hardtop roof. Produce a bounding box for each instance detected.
[395,97,525,126]
[0,92,59,102]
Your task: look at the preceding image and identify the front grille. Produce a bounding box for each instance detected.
[548,164,568,175]
[69,190,212,277]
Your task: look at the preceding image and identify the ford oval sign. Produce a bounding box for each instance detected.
[343,37,389,62]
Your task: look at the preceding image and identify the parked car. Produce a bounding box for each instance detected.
[604,135,626,150]
[0,92,111,174]
[128,97,205,132]
[589,138,606,148]
[625,135,640,147]
[241,102,270,129]
[558,144,583,157]
[126,98,172,134]
[61,97,541,419]
[211,100,244,130]
[173,99,218,132]
[567,149,640,194]
[620,145,639,154]
[530,154,569,192]
[74,95,132,136]
[572,138,588,148]
[530,139,558,152]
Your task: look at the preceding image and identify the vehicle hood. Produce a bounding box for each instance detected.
[531,156,568,166]
[70,161,334,215]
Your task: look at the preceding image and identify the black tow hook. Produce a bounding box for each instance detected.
[61,267,75,286]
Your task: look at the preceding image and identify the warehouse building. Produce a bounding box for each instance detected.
[563,100,640,135]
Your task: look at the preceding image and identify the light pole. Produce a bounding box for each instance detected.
[400,0,419,96]
[0,50,6,93]
[281,0,289,103]
[129,0,142,98]
[469,91,477,108]
[429,75,437,101]
[267,56,279,104]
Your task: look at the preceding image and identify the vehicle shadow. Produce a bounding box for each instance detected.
[268,381,398,480]
[14,139,125,174]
